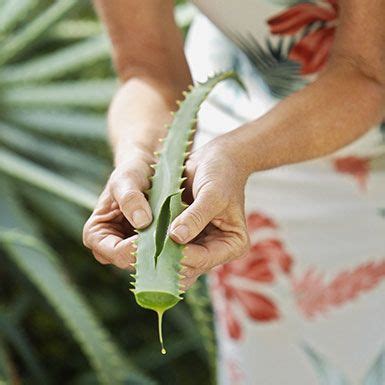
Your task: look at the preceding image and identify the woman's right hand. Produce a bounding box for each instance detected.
[82,147,155,269]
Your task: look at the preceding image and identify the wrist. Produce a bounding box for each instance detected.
[114,141,156,167]
[219,124,264,178]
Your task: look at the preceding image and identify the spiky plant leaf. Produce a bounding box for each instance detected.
[0,182,155,385]
[0,34,110,84]
[0,148,98,210]
[0,121,110,179]
[0,0,83,65]
[0,0,39,35]
[0,314,47,384]
[0,79,116,108]
[3,108,107,140]
[0,339,13,385]
[186,278,216,384]
[133,71,243,351]
[50,19,103,40]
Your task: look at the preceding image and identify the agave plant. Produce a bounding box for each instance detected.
[0,1,211,384]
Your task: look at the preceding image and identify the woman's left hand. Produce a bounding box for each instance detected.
[169,135,250,289]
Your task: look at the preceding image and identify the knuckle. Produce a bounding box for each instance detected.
[120,189,143,208]
[94,255,111,266]
[187,209,204,229]
[238,231,250,256]
[109,168,139,190]
[108,169,121,187]
[196,257,209,272]
[82,222,92,248]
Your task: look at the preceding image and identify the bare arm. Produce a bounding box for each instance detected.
[93,0,191,163]
[83,2,191,269]
[224,0,385,174]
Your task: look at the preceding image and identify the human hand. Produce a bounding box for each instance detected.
[169,135,250,289]
[83,147,155,269]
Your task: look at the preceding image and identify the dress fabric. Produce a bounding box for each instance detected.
[185,1,385,385]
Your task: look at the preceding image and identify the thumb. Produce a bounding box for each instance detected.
[169,186,223,244]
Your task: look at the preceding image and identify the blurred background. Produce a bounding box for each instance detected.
[0,1,216,384]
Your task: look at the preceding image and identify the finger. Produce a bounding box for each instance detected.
[179,275,198,291]
[90,234,137,269]
[110,170,152,229]
[169,186,225,244]
[182,233,249,273]
[93,252,111,265]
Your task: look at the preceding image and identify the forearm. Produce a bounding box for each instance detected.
[93,0,192,164]
[109,78,187,165]
[230,61,385,175]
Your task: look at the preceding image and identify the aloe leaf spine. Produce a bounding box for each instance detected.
[131,71,243,351]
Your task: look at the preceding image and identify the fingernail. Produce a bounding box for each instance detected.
[132,209,150,228]
[171,225,189,243]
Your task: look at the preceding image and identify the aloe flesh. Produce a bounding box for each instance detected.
[130,71,243,352]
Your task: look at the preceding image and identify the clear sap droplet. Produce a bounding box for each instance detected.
[157,310,166,355]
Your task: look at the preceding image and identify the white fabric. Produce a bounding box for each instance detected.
[185,8,385,385]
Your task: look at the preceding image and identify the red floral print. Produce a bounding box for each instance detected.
[293,261,385,317]
[267,1,338,75]
[214,213,385,341]
[213,212,293,340]
[333,156,370,190]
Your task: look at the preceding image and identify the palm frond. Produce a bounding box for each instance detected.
[230,33,304,98]
[302,344,350,385]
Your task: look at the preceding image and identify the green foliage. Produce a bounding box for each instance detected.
[0,0,213,384]
[133,72,240,353]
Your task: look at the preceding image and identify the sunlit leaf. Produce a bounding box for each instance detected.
[0,148,98,210]
[0,0,83,65]
[0,35,110,84]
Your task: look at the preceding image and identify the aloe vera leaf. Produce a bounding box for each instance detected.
[0,79,116,108]
[0,35,110,84]
[50,19,103,40]
[0,148,97,210]
[186,277,217,383]
[132,71,242,351]
[3,108,106,141]
[0,0,39,35]
[0,0,83,65]
[0,315,48,384]
[0,339,13,385]
[0,182,156,385]
[0,121,110,179]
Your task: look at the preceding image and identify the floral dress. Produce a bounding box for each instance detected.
[185,1,385,385]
